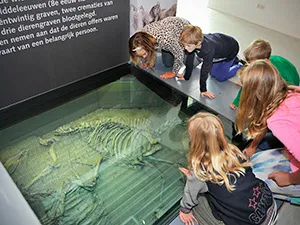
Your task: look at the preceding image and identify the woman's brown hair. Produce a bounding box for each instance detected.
[128,32,156,68]
[236,60,299,138]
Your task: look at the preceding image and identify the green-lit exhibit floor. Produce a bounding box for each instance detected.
[97,146,186,225]
[0,131,186,225]
[0,76,189,225]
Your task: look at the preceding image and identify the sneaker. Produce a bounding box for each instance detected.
[240,59,247,65]
[235,55,247,65]
[233,56,240,65]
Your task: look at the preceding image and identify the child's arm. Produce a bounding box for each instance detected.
[267,118,300,186]
[180,170,208,213]
[198,50,216,99]
[160,39,185,78]
[243,131,266,157]
[184,52,195,80]
[199,53,214,92]
[269,169,300,186]
[268,119,300,167]
[231,88,242,109]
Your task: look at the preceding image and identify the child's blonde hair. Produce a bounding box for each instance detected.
[180,25,203,45]
[243,39,271,63]
[188,112,251,191]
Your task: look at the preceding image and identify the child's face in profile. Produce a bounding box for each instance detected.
[183,42,202,53]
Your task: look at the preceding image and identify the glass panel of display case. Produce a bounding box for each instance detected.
[0,75,190,225]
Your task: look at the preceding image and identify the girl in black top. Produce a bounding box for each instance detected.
[179,112,277,225]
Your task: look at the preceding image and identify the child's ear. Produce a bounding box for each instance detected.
[197,41,202,47]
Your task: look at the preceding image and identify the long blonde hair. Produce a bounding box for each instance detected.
[128,31,156,68]
[188,112,250,191]
[236,60,299,138]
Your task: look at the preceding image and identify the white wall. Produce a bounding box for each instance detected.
[176,0,300,74]
[208,0,300,39]
[176,0,209,25]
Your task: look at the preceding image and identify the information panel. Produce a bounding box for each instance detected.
[0,0,129,108]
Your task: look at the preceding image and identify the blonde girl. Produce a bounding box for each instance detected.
[179,112,277,225]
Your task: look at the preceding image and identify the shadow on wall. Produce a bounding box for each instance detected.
[130,1,177,36]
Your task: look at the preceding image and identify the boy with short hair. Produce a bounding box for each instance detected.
[231,39,300,148]
[231,39,300,109]
[179,25,242,99]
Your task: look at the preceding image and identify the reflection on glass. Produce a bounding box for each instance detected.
[0,76,190,225]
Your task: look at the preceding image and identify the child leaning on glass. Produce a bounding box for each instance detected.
[179,112,278,225]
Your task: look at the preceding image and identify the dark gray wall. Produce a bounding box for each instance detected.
[0,0,129,109]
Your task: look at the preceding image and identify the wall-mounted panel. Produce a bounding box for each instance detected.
[0,0,129,109]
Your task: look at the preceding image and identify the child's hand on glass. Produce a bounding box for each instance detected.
[201,91,215,99]
[179,167,192,176]
[230,104,236,110]
[176,74,185,81]
[179,211,198,225]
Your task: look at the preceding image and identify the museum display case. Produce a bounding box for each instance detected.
[0,65,191,225]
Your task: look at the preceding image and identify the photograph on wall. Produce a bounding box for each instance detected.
[130,0,177,36]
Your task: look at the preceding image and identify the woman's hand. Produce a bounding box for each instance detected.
[201,91,215,99]
[179,211,198,225]
[140,63,151,69]
[268,171,292,187]
[160,72,176,79]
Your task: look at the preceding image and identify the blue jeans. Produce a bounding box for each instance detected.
[258,131,284,150]
[210,57,242,82]
[161,50,174,67]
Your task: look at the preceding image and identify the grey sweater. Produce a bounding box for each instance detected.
[180,168,275,225]
[180,172,208,213]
